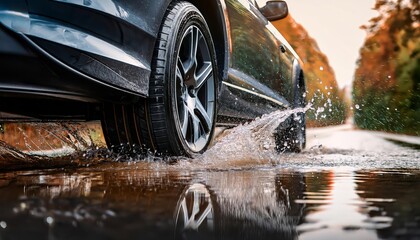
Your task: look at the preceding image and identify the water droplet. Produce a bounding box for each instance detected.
[263,144,270,150]
[355,104,360,110]
[20,203,27,210]
[46,217,54,225]
[320,66,324,71]
[317,107,325,113]
[0,221,6,229]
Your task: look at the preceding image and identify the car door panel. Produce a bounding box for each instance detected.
[218,0,294,121]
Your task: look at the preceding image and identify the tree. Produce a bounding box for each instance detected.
[353,0,420,135]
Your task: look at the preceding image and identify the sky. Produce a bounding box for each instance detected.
[285,0,377,88]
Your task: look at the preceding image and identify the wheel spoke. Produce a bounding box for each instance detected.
[181,104,189,137]
[191,113,202,144]
[196,61,212,90]
[177,57,186,81]
[189,27,199,66]
[192,191,200,219]
[181,199,189,225]
[196,204,213,227]
[195,99,211,132]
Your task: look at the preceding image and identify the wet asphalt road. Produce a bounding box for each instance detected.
[0,118,419,239]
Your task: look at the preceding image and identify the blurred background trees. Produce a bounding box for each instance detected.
[353,0,420,135]
[274,16,348,127]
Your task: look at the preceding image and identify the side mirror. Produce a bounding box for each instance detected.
[258,0,289,21]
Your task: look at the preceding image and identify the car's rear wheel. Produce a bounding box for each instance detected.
[276,71,306,153]
[102,2,218,156]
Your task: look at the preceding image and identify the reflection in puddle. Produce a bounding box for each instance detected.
[297,170,391,239]
[175,184,214,238]
[0,166,419,239]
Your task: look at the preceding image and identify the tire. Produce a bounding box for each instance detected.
[276,71,306,153]
[289,111,306,152]
[101,2,218,156]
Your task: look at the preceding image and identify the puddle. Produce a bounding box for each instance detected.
[0,166,419,239]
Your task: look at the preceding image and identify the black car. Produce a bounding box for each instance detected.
[0,0,306,156]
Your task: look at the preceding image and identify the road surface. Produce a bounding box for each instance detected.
[0,114,419,240]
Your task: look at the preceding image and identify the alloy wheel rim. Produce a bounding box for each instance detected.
[175,25,215,152]
[174,183,214,232]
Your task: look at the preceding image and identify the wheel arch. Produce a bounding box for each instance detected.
[292,59,306,108]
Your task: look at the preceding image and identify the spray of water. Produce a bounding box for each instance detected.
[1,106,311,170]
[0,122,105,169]
[175,106,310,169]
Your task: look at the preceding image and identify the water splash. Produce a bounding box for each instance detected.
[0,122,106,170]
[0,106,313,170]
[64,106,310,168]
[193,106,310,169]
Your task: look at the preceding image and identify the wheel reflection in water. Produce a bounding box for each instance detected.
[174,183,214,239]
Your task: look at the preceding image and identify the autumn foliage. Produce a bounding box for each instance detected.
[273,16,347,127]
[353,0,420,135]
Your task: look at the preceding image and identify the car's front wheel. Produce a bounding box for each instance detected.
[102,2,218,156]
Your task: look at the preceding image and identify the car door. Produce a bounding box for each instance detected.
[218,0,294,122]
